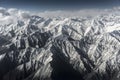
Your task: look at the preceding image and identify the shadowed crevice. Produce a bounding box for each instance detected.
[50,45,84,80]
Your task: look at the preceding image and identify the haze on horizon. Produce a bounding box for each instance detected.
[0,0,120,11]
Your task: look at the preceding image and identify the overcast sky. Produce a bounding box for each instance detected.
[0,0,120,11]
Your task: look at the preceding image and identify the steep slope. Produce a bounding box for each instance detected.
[0,7,120,80]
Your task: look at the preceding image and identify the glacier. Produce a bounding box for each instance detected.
[0,7,120,80]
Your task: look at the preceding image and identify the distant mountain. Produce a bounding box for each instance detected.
[0,7,120,80]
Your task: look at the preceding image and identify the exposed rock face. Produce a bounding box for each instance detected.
[0,8,120,80]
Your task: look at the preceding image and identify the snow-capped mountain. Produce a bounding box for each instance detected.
[0,7,120,80]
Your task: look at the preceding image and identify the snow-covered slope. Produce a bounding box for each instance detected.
[0,7,120,80]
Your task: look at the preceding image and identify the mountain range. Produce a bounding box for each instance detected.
[0,7,120,80]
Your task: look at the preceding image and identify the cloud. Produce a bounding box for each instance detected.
[0,7,10,16]
[37,6,120,18]
[37,8,113,18]
[0,6,120,23]
[7,8,31,19]
[0,7,31,25]
[19,12,31,19]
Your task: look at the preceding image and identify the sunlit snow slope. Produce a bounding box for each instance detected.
[0,7,120,80]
